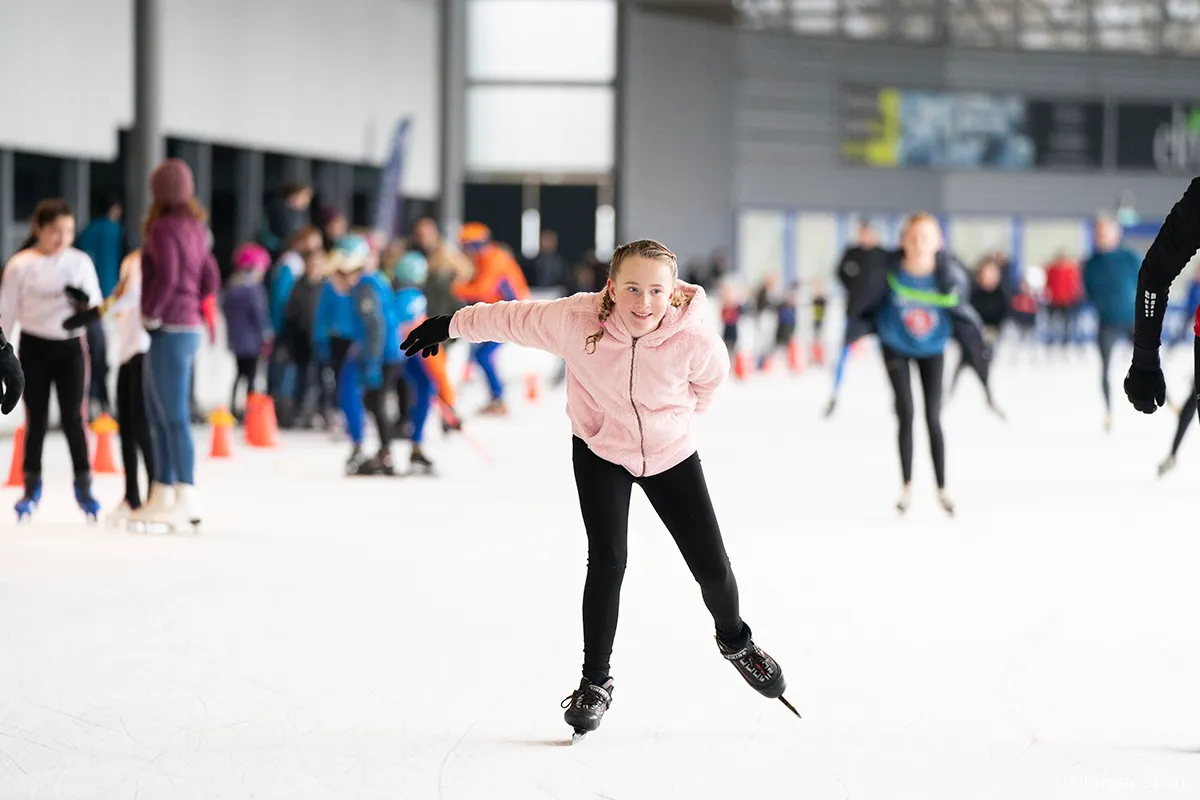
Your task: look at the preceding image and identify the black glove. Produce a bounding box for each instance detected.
[64,285,91,310]
[63,306,102,331]
[0,331,24,415]
[401,314,453,358]
[1124,345,1166,414]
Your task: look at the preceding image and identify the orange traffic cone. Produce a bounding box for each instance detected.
[6,426,24,487]
[246,393,278,448]
[209,406,235,458]
[90,414,120,474]
[812,341,826,366]
[526,372,540,402]
[787,339,806,374]
[733,351,749,380]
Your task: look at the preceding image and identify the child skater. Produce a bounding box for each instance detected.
[852,213,986,516]
[221,243,273,421]
[400,239,797,741]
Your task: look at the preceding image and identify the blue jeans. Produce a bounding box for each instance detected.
[144,330,200,486]
[471,342,504,400]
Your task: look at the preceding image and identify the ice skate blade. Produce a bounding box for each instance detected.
[779,695,802,719]
[570,729,590,745]
[126,519,200,535]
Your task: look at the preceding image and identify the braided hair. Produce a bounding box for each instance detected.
[584,239,688,354]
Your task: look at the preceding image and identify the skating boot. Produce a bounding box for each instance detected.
[561,676,614,743]
[479,398,508,416]
[74,473,101,523]
[716,623,800,718]
[986,398,1008,423]
[127,482,176,533]
[14,473,42,523]
[356,448,396,476]
[896,484,912,515]
[937,489,955,517]
[344,444,369,476]
[410,444,435,475]
[1158,454,1178,477]
[106,500,133,529]
[822,397,838,419]
[174,483,202,531]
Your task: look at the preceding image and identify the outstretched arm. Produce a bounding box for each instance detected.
[448,296,574,356]
[1134,177,1200,354]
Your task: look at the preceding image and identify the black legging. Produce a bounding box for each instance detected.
[882,345,946,489]
[1098,323,1133,413]
[116,353,155,508]
[19,333,90,488]
[231,355,259,416]
[362,364,396,450]
[572,436,743,684]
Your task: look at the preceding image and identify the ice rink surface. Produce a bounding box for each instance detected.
[4,339,1200,799]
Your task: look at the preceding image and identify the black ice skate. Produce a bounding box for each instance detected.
[561,676,614,743]
[354,448,397,476]
[344,445,368,476]
[716,624,800,718]
[409,445,435,475]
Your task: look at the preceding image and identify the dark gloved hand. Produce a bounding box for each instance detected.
[1124,345,1166,414]
[401,314,453,358]
[63,306,102,331]
[0,334,24,415]
[64,285,91,310]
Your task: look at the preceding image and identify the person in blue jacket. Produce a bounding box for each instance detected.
[1083,215,1141,431]
[855,212,985,517]
[313,239,360,445]
[332,235,403,475]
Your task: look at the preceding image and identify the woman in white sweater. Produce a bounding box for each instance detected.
[0,199,103,521]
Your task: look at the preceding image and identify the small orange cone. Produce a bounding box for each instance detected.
[90,414,121,474]
[6,426,24,487]
[734,351,749,380]
[788,339,806,374]
[760,354,774,374]
[812,341,826,366]
[246,393,279,448]
[209,406,235,458]
[460,362,473,384]
[526,372,540,402]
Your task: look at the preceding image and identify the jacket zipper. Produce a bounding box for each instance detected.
[629,339,646,476]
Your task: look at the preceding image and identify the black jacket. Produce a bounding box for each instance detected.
[837,245,890,303]
[1133,177,1200,353]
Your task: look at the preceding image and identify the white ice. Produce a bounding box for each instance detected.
[3,339,1200,799]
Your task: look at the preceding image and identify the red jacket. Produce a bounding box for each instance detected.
[1044,259,1083,307]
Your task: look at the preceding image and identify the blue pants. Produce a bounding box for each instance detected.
[403,358,434,445]
[144,330,200,486]
[338,359,366,445]
[471,341,504,400]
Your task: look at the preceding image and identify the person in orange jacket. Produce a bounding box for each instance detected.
[454,223,530,414]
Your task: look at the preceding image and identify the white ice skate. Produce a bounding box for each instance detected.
[937,489,955,517]
[127,483,180,534]
[105,500,132,529]
[896,485,912,515]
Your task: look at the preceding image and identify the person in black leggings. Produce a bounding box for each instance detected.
[858,213,986,516]
[0,199,102,520]
[400,237,796,738]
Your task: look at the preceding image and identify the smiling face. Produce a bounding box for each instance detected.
[607,255,676,338]
[36,213,75,255]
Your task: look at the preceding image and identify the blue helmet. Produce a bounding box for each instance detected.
[333,234,371,266]
[391,251,428,287]
[394,286,428,326]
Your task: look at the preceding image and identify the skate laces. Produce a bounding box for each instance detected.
[723,641,777,682]
[561,681,611,712]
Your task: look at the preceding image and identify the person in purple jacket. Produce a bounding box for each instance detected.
[133,158,220,532]
[221,243,272,422]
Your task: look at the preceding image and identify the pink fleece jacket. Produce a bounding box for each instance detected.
[449,282,729,477]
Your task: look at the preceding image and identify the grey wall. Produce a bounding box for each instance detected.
[619,8,735,267]
[735,33,1200,217]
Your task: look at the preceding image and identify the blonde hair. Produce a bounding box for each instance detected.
[584,239,689,354]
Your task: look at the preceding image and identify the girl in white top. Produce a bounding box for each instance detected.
[105,250,154,524]
[0,199,103,521]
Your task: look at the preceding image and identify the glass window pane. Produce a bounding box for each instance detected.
[466,86,614,173]
[467,0,616,82]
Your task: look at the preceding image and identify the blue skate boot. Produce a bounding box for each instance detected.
[74,472,100,523]
[15,472,41,522]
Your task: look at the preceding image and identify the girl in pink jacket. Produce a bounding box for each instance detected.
[401,239,797,740]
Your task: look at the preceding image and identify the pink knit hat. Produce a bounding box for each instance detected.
[149,158,195,207]
[232,243,271,271]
